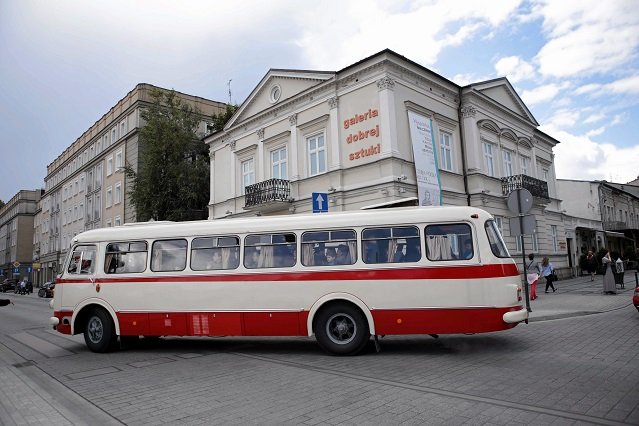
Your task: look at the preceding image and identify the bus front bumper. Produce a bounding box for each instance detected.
[503,308,528,324]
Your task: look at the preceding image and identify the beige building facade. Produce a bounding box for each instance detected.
[37,84,226,283]
[0,189,42,282]
[205,49,571,275]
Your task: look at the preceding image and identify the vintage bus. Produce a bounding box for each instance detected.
[50,206,527,355]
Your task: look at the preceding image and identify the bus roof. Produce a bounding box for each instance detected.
[72,206,493,244]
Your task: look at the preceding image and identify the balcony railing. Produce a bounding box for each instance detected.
[501,174,549,200]
[244,179,291,208]
[603,221,628,231]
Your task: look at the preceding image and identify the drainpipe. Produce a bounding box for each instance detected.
[457,88,471,206]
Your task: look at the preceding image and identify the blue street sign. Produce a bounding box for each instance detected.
[312,192,328,213]
[27,267,32,273]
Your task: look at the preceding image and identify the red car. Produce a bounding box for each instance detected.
[633,286,639,312]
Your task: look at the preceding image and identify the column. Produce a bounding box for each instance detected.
[229,140,237,198]
[460,104,481,172]
[377,76,399,158]
[288,114,299,180]
[256,128,265,182]
[208,148,215,206]
[328,96,342,171]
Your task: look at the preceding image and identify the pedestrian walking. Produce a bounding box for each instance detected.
[601,251,616,294]
[586,250,597,281]
[541,257,556,293]
[526,253,540,300]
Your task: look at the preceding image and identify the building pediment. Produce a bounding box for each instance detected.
[226,69,335,129]
[464,78,538,126]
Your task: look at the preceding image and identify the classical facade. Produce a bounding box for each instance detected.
[0,190,42,282]
[37,84,226,280]
[557,179,639,263]
[205,49,570,275]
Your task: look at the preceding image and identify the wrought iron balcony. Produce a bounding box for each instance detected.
[244,179,291,209]
[501,174,549,200]
[603,221,628,231]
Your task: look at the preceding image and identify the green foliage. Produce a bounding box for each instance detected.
[210,104,238,133]
[0,200,4,209]
[125,89,213,222]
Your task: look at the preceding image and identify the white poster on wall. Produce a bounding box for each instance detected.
[407,110,442,206]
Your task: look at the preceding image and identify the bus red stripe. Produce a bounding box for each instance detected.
[57,263,519,284]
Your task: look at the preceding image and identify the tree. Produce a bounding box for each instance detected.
[125,89,229,222]
[0,200,4,210]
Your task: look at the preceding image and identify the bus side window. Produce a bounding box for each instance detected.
[301,230,357,266]
[244,233,296,269]
[191,236,240,271]
[425,224,473,261]
[362,226,420,264]
[67,245,97,275]
[151,239,187,272]
[105,242,148,274]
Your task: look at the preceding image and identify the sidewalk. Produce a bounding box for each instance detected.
[527,270,638,322]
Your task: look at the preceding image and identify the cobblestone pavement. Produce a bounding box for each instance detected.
[1,274,637,425]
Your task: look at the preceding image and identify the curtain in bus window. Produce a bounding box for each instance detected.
[343,241,357,264]
[426,235,451,260]
[260,246,274,268]
[302,244,315,266]
[387,238,399,263]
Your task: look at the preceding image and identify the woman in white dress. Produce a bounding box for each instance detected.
[601,251,616,294]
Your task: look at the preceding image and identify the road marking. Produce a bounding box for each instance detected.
[232,351,630,426]
[10,332,74,358]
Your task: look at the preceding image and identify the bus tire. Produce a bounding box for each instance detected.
[83,308,116,353]
[314,302,370,356]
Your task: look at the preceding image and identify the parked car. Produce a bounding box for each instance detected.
[1,279,17,293]
[38,281,55,298]
[633,286,639,312]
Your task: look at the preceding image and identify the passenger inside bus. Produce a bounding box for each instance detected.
[244,247,260,269]
[460,240,473,259]
[207,249,223,269]
[335,244,351,265]
[325,247,337,265]
[403,238,421,262]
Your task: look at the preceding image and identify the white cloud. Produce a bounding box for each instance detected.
[543,124,639,183]
[533,0,639,78]
[294,0,523,69]
[583,113,605,124]
[585,127,605,138]
[494,56,535,82]
[521,83,565,105]
[546,109,580,128]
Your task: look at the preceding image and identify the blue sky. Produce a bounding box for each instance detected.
[1,0,638,203]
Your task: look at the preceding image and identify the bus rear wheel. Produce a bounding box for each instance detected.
[314,303,370,356]
[83,308,116,353]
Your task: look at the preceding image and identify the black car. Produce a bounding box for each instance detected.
[38,281,55,298]
[1,279,17,293]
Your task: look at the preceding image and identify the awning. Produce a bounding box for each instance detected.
[575,226,602,232]
[361,197,418,210]
[605,230,631,239]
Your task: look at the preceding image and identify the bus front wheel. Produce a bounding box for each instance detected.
[314,302,370,356]
[83,308,116,353]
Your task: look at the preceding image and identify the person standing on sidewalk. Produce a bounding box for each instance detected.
[586,250,597,281]
[526,253,541,300]
[601,251,616,294]
[541,257,556,293]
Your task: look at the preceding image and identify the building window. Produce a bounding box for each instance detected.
[271,147,288,179]
[241,158,255,195]
[551,225,558,252]
[114,182,122,205]
[95,164,103,189]
[483,143,495,177]
[111,127,117,144]
[106,186,113,208]
[106,219,112,227]
[502,150,513,177]
[107,156,113,176]
[115,149,123,170]
[79,203,84,219]
[120,120,127,137]
[520,156,529,175]
[114,216,121,226]
[543,168,549,181]
[94,194,101,220]
[439,131,453,172]
[532,232,539,252]
[308,133,326,176]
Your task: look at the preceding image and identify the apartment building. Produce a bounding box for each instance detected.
[205,49,570,274]
[0,190,42,282]
[37,84,226,279]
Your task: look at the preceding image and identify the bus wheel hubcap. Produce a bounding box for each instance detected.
[88,317,103,343]
[326,313,356,345]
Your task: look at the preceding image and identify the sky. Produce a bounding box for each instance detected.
[1,0,638,203]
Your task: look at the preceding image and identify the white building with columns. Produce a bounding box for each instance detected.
[204,49,570,275]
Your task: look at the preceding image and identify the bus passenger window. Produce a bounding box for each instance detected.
[244,233,296,269]
[67,245,97,275]
[151,239,187,272]
[191,236,240,271]
[425,224,473,261]
[362,226,421,264]
[105,242,147,274]
[301,230,356,266]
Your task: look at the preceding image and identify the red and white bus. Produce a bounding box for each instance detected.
[50,206,527,355]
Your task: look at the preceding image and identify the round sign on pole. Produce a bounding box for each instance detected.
[507,188,533,215]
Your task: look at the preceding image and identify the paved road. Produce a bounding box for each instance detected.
[0,274,637,425]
